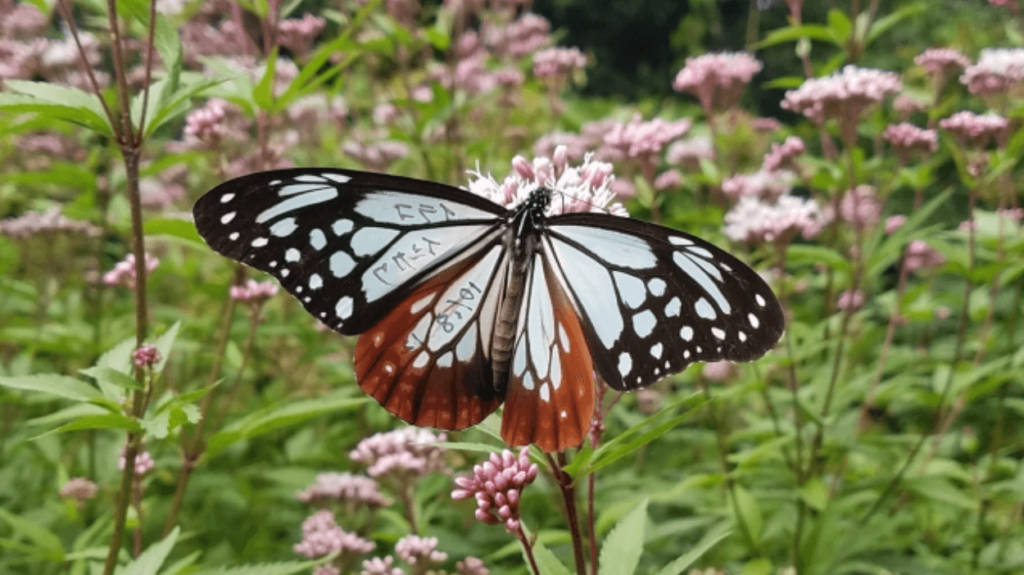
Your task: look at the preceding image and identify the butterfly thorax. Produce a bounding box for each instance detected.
[491,187,552,391]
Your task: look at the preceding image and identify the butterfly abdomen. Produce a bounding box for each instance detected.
[491,228,535,391]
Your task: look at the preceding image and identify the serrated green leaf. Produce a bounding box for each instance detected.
[120,527,179,575]
[655,530,731,575]
[80,366,142,390]
[0,374,103,402]
[526,533,572,575]
[142,411,171,439]
[598,499,648,575]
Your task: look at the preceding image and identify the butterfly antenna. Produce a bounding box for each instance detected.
[548,187,614,215]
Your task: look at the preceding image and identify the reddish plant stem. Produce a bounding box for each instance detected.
[515,523,542,575]
[547,453,587,575]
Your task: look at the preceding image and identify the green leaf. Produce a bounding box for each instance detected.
[0,87,112,136]
[526,532,572,575]
[731,486,762,547]
[80,366,142,390]
[654,530,732,575]
[145,218,206,247]
[904,476,976,510]
[800,477,829,511]
[826,9,852,42]
[141,411,171,439]
[0,508,65,561]
[94,337,137,399]
[598,499,648,575]
[120,527,179,575]
[36,413,141,439]
[189,559,325,575]
[153,322,181,373]
[0,374,103,402]
[253,47,279,110]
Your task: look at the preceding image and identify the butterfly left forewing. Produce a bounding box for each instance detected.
[193,169,507,335]
[544,214,784,391]
[501,253,594,452]
[355,241,509,430]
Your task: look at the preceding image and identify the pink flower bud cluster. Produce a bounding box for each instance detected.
[103,253,159,289]
[762,136,806,172]
[395,535,448,566]
[133,345,162,369]
[349,428,449,479]
[294,510,375,559]
[183,99,248,145]
[600,114,692,164]
[673,52,763,111]
[456,556,490,575]
[118,447,155,476]
[721,170,796,202]
[451,448,538,533]
[939,111,1008,147]
[469,148,625,216]
[666,137,715,168]
[836,289,865,311]
[59,478,98,501]
[533,47,588,84]
[342,139,410,172]
[781,66,902,124]
[139,177,186,211]
[702,361,735,382]
[904,240,946,273]
[884,123,938,161]
[723,195,830,245]
[914,48,972,76]
[839,185,882,230]
[885,215,906,235]
[361,556,405,575]
[0,208,99,240]
[960,48,1024,95]
[483,13,552,59]
[277,14,326,55]
[229,279,279,303]
[296,472,390,507]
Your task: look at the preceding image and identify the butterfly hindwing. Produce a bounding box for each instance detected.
[544,214,785,391]
[193,169,507,334]
[501,253,594,452]
[354,241,509,430]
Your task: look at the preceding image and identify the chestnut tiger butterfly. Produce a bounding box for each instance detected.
[193,169,784,452]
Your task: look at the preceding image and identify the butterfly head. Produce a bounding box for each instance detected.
[525,186,553,222]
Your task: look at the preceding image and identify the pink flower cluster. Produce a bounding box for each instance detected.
[229,279,279,303]
[960,48,1024,96]
[361,556,405,575]
[451,448,539,532]
[939,111,1008,147]
[839,185,882,230]
[0,208,99,239]
[296,472,390,507]
[103,253,159,289]
[915,48,972,76]
[118,447,155,476]
[723,195,830,245]
[533,47,587,85]
[468,148,625,216]
[721,170,796,202]
[456,557,490,575]
[484,13,552,59]
[600,114,692,166]
[781,66,902,125]
[59,477,98,501]
[349,428,448,479]
[885,215,907,235]
[702,361,734,382]
[294,510,375,559]
[342,139,410,171]
[762,136,806,172]
[673,52,763,111]
[133,345,162,369]
[884,123,938,161]
[904,240,946,273]
[277,14,326,56]
[836,290,865,311]
[395,535,448,566]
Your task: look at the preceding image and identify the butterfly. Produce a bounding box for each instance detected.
[193,169,784,452]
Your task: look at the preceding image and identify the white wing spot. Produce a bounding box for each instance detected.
[664,361,670,369]
[456,324,477,361]
[696,346,703,353]
[437,352,453,368]
[280,269,290,277]
[296,286,303,293]
[712,327,726,340]
[220,212,236,224]
[550,351,562,390]
[412,351,430,369]
[294,174,328,183]
[613,271,647,309]
[329,251,356,278]
[220,193,235,203]
[523,372,535,390]
[384,363,395,374]
[269,217,298,237]
[739,331,747,342]
[251,237,268,247]
[322,173,352,183]
[332,219,354,236]
[229,232,239,241]
[647,278,667,297]
[695,298,717,320]
[748,313,761,329]
[309,274,323,290]
[674,252,731,314]
[632,310,657,338]
[687,246,714,259]
[558,324,570,352]
[681,326,694,341]
[650,342,663,359]
[304,297,311,303]
[618,352,633,377]
[410,294,434,314]
[756,294,766,307]
[407,314,432,350]
[269,261,278,268]
[540,383,550,403]
[669,236,694,246]
[560,410,567,419]
[257,189,338,223]
[513,339,528,376]
[665,297,682,318]
[350,227,400,257]
[684,350,691,359]
[335,296,353,320]
[309,229,327,250]
[285,248,301,262]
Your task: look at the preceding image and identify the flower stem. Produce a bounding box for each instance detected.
[548,453,587,575]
